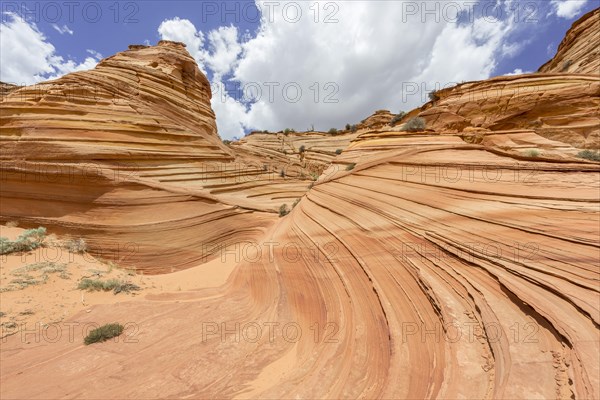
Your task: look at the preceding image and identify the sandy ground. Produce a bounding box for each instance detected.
[0,224,237,340]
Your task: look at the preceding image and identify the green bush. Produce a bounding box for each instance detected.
[328,128,338,135]
[577,150,600,162]
[346,163,356,171]
[400,117,426,132]
[78,278,121,291]
[9,261,70,285]
[222,139,232,145]
[350,124,358,132]
[0,238,12,255]
[429,91,440,102]
[525,149,540,158]
[345,123,351,130]
[299,145,306,153]
[0,227,47,255]
[78,279,140,294]
[84,323,124,345]
[389,111,407,126]
[12,261,67,275]
[279,204,290,217]
[335,149,343,155]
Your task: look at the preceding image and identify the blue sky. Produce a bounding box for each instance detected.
[1,1,597,139]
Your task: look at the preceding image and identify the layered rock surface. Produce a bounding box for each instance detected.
[2,128,598,399]
[234,129,360,172]
[0,41,304,272]
[0,82,20,99]
[1,8,599,400]
[539,8,600,74]
[387,8,600,149]
[419,74,599,149]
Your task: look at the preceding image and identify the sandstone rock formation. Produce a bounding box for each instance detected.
[419,74,599,148]
[2,127,598,399]
[0,41,304,272]
[364,8,600,149]
[539,8,600,74]
[0,82,20,99]
[358,109,395,129]
[1,7,599,400]
[234,129,360,172]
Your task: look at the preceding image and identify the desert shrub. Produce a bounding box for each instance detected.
[12,261,67,275]
[345,123,351,130]
[577,150,600,162]
[0,238,12,255]
[279,204,290,217]
[389,111,407,126]
[283,128,291,135]
[78,279,140,294]
[280,169,286,178]
[525,149,540,158]
[310,172,319,181]
[3,261,71,291]
[328,128,338,135]
[335,149,343,155]
[400,117,426,132]
[6,276,47,291]
[78,278,120,291]
[10,261,70,283]
[21,227,46,243]
[222,140,232,145]
[346,163,356,171]
[299,145,306,153]
[429,90,440,102]
[5,221,18,228]
[64,238,87,253]
[113,283,141,294]
[0,227,46,255]
[84,323,124,345]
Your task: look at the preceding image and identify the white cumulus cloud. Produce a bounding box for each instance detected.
[159,20,248,137]
[158,17,207,72]
[503,68,532,76]
[0,13,100,85]
[550,0,588,19]
[160,1,525,139]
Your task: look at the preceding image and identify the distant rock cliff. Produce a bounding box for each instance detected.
[539,8,600,74]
